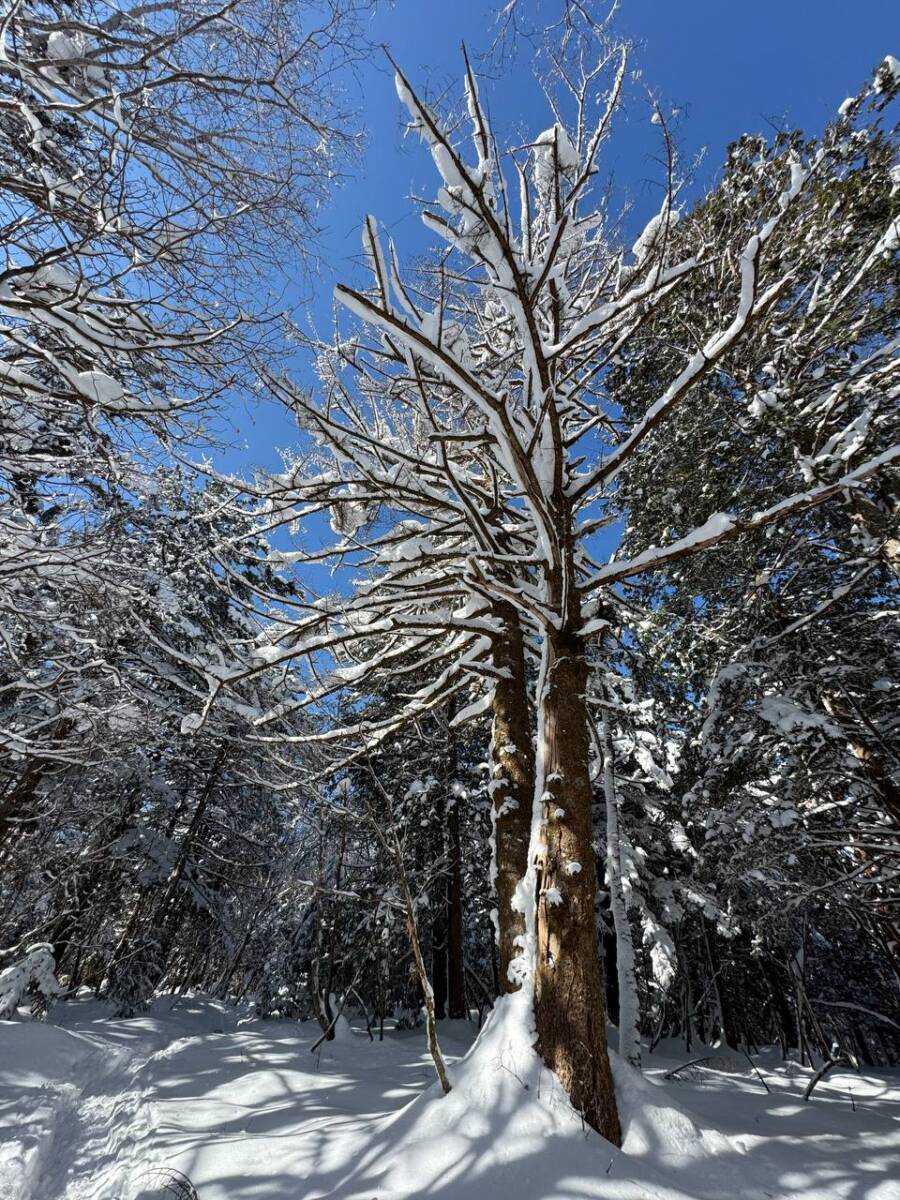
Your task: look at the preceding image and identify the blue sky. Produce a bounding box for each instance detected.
[215,0,893,596]
[222,0,894,478]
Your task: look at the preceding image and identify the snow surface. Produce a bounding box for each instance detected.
[1,994,898,1199]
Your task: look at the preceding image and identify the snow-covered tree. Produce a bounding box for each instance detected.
[0,0,365,833]
[601,58,900,1062]
[183,14,900,1137]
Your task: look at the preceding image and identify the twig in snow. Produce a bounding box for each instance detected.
[664,1055,713,1080]
[803,1055,842,1102]
[743,1050,771,1093]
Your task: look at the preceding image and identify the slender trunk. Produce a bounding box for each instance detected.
[432,785,448,1020]
[596,708,641,1069]
[150,747,226,991]
[0,763,41,850]
[52,787,142,976]
[393,835,451,1094]
[600,914,620,1026]
[0,719,72,853]
[311,830,335,1039]
[362,765,451,1093]
[446,710,466,1019]
[489,601,535,991]
[534,628,621,1145]
[682,972,692,1053]
[216,921,254,999]
[324,828,347,1014]
[692,948,707,1046]
[822,692,900,827]
[406,892,452,1094]
[104,892,147,987]
[761,959,795,1055]
[159,746,226,918]
[703,918,739,1050]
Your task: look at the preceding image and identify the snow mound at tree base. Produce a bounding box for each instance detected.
[330,993,710,1200]
[612,1054,706,1166]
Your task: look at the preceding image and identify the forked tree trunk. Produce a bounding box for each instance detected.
[490,602,536,991]
[534,628,621,1145]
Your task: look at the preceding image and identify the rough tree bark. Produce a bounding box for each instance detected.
[534,625,621,1145]
[489,602,536,992]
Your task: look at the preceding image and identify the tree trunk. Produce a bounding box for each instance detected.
[216,921,254,999]
[761,959,795,1055]
[821,691,900,827]
[432,784,448,1020]
[0,717,75,854]
[0,763,41,851]
[600,912,620,1027]
[51,787,142,977]
[406,897,452,1094]
[534,628,621,1145]
[597,708,641,1069]
[703,918,739,1050]
[490,602,535,991]
[151,745,227,990]
[388,829,451,1094]
[446,717,467,1019]
[103,892,148,991]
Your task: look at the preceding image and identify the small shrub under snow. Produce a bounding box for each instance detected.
[0,943,61,1019]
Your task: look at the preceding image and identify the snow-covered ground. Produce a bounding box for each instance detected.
[2,995,898,1200]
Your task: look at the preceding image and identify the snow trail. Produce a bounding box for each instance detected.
[28,1040,153,1200]
[3,998,899,1200]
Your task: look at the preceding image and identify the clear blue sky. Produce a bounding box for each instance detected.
[222,0,894,477]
